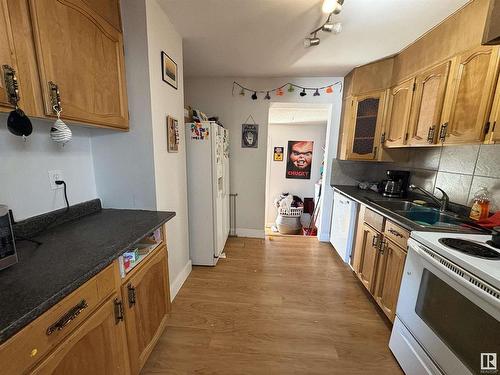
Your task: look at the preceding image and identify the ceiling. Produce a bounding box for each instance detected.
[159,0,470,78]
[269,103,331,124]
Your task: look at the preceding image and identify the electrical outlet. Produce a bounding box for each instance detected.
[48,170,64,190]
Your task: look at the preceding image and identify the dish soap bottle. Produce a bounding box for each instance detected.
[469,187,491,221]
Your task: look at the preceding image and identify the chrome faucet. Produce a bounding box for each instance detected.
[409,184,449,212]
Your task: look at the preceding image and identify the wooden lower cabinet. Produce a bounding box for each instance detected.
[353,207,408,323]
[356,223,381,293]
[122,246,171,374]
[31,294,130,375]
[374,239,407,322]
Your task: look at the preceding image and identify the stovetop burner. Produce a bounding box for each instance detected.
[439,238,500,260]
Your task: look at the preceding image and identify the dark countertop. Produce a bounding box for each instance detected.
[331,185,486,233]
[0,208,175,344]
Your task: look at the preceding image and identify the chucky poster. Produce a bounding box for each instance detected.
[286,140,313,179]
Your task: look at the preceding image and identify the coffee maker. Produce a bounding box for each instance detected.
[0,205,18,271]
[383,170,410,197]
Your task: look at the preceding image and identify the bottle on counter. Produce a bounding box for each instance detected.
[469,187,491,221]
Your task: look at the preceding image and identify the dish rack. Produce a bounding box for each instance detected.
[278,206,303,217]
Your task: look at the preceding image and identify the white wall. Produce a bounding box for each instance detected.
[145,0,191,300]
[91,0,157,211]
[185,77,343,240]
[0,115,97,220]
[265,121,327,225]
[92,0,191,299]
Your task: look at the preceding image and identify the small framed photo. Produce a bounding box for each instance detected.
[273,146,283,161]
[167,116,179,152]
[161,51,178,89]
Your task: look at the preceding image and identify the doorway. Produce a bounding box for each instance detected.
[264,103,330,238]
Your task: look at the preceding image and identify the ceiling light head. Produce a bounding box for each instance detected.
[322,0,342,14]
[304,34,320,48]
[331,22,342,34]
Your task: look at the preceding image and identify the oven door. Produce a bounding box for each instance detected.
[396,239,500,375]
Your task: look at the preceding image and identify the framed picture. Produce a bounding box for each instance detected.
[242,124,258,148]
[273,146,283,161]
[167,116,179,152]
[286,140,314,179]
[161,51,178,89]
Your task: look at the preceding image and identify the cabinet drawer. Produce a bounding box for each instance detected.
[383,220,409,249]
[363,207,384,232]
[0,264,116,375]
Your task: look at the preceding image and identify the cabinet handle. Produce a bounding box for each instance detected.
[388,228,404,238]
[427,125,436,143]
[380,132,386,144]
[379,240,387,254]
[48,81,61,113]
[114,298,124,324]
[2,65,20,106]
[127,283,137,307]
[439,123,448,142]
[372,234,379,247]
[46,299,88,336]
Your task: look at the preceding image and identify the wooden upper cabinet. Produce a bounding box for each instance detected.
[408,61,450,146]
[442,46,500,144]
[485,75,500,143]
[31,295,130,375]
[0,0,18,109]
[122,247,170,374]
[374,239,407,322]
[345,90,387,160]
[29,0,129,130]
[384,78,415,148]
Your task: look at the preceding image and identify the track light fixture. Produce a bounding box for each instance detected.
[304,33,320,48]
[304,1,343,48]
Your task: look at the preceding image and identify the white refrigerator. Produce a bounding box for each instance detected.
[186,121,230,266]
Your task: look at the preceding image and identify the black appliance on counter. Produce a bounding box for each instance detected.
[0,205,17,271]
[383,170,410,198]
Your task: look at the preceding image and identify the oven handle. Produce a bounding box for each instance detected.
[412,244,500,309]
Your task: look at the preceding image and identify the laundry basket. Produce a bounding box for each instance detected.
[276,206,303,234]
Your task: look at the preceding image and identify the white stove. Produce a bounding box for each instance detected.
[389,231,500,375]
[410,231,500,290]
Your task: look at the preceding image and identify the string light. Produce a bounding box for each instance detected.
[232,81,342,101]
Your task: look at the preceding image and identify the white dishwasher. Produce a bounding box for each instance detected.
[330,191,359,264]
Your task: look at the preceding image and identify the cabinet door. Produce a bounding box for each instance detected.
[0,0,17,109]
[408,61,450,146]
[384,78,415,148]
[31,295,130,375]
[29,0,128,129]
[346,91,386,160]
[122,247,170,374]
[485,74,500,144]
[357,224,381,293]
[374,239,406,322]
[443,46,500,144]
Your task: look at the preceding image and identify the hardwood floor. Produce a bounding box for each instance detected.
[141,236,403,374]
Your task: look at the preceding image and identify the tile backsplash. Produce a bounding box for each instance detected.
[332,144,500,211]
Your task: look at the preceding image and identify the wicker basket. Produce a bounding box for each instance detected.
[278,206,303,217]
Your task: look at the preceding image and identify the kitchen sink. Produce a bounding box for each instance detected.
[370,200,431,211]
[369,199,484,232]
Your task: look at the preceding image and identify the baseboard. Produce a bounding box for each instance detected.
[235,228,265,238]
[170,259,192,301]
[318,231,330,242]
